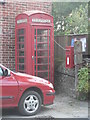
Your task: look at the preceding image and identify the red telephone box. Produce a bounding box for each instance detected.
[15,10,54,84]
[66,46,74,68]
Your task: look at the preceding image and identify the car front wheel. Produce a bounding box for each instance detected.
[18,91,42,116]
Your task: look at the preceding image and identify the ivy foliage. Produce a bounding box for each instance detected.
[65,4,88,35]
[52,2,88,35]
[77,67,89,94]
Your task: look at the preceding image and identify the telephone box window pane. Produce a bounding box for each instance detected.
[38,72,48,78]
[35,65,36,71]
[35,29,36,35]
[37,51,48,56]
[37,58,48,63]
[37,43,48,49]
[38,65,48,70]
[37,29,47,36]
[49,29,50,36]
[19,51,24,56]
[19,44,24,49]
[18,29,24,35]
[19,36,24,42]
[19,64,24,70]
[19,58,24,63]
[34,51,36,57]
[34,37,36,50]
[37,36,47,42]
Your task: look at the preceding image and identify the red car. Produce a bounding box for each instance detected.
[0,64,55,116]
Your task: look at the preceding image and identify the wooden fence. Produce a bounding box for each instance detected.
[54,34,88,62]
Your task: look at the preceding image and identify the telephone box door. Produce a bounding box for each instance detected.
[31,26,54,83]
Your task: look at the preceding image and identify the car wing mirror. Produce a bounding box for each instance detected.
[4,69,8,76]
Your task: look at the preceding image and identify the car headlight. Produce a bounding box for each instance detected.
[48,83,54,89]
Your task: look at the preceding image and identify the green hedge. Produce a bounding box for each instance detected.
[77,67,90,100]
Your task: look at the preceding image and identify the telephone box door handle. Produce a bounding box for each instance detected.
[32,56,34,59]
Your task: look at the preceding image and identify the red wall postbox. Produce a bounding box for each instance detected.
[15,10,54,84]
[65,46,74,68]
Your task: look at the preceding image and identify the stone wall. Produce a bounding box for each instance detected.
[54,62,76,97]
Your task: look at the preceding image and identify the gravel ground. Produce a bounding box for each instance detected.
[1,93,88,119]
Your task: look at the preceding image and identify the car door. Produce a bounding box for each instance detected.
[0,66,19,107]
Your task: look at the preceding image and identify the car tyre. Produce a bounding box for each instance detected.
[18,91,42,116]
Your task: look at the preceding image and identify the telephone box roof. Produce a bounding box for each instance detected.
[23,10,51,16]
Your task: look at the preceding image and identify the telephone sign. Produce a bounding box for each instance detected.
[32,19,51,23]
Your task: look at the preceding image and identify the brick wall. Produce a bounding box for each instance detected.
[0,1,52,70]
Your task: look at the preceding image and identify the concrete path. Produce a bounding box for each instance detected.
[2,93,88,119]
